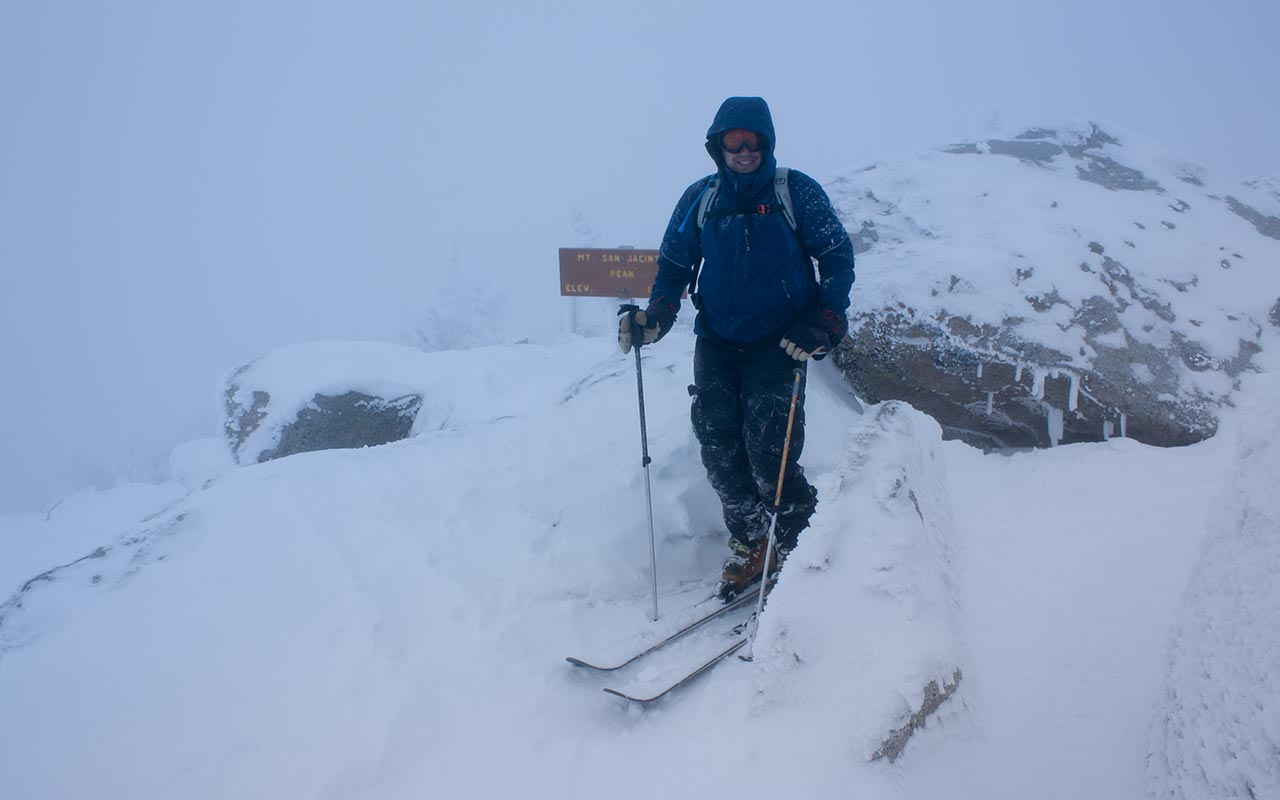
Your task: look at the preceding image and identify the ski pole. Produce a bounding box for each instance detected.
[620,304,661,622]
[743,367,805,661]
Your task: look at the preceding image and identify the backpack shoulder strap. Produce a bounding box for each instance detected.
[773,167,797,232]
[696,170,795,232]
[695,177,720,230]
[776,167,816,275]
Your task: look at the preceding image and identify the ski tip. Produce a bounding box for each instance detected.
[566,656,627,671]
[603,687,652,704]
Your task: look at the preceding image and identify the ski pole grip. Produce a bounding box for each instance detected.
[619,303,646,349]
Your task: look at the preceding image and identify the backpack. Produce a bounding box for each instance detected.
[681,167,810,310]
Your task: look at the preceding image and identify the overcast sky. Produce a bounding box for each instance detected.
[2,0,1278,513]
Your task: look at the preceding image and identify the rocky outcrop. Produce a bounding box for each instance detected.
[249,391,421,464]
[221,342,431,465]
[826,122,1280,449]
[219,340,569,466]
[1225,195,1280,241]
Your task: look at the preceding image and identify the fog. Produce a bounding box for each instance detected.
[2,0,1277,513]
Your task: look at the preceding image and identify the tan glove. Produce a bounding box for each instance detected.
[618,309,662,354]
[780,336,828,361]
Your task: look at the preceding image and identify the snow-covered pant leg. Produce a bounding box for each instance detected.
[691,336,818,551]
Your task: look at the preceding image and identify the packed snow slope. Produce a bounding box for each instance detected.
[0,333,1273,799]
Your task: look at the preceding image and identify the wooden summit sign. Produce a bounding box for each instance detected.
[559,247,661,298]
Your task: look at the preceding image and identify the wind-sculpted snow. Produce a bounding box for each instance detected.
[750,401,969,763]
[1148,415,1280,799]
[828,121,1280,449]
[0,496,193,657]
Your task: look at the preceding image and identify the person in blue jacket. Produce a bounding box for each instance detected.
[619,96,855,600]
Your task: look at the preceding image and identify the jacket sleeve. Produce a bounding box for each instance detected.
[648,177,713,326]
[790,170,855,323]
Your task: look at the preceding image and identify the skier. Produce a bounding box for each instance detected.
[619,96,855,601]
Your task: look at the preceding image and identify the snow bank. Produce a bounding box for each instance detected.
[1148,415,1280,798]
[752,401,969,762]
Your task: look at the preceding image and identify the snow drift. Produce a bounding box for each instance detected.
[752,401,968,762]
[1148,413,1280,798]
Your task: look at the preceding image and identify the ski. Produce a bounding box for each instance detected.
[603,637,748,703]
[565,587,757,672]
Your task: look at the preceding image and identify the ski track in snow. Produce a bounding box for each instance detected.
[0,332,1265,799]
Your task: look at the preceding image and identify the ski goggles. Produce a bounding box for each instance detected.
[720,129,763,154]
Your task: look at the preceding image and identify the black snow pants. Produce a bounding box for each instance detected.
[690,335,818,553]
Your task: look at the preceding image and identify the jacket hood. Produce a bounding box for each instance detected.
[704,96,777,197]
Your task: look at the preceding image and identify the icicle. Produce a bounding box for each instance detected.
[976,362,984,379]
[1067,372,1079,412]
[1031,369,1046,399]
[985,392,994,416]
[1046,406,1064,447]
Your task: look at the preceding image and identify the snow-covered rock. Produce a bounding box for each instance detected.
[828,122,1280,449]
[1147,414,1280,799]
[220,340,574,465]
[221,342,429,465]
[752,401,969,763]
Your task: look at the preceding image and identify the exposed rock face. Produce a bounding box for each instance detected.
[1225,195,1280,241]
[224,382,422,466]
[873,670,963,763]
[221,342,430,465]
[826,123,1280,449]
[252,391,421,464]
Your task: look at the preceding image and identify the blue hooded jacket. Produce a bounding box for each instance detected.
[649,96,855,345]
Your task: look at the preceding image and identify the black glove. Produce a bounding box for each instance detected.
[780,309,847,362]
[618,302,673,354]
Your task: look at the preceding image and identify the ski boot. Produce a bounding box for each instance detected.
[717,537,785,602]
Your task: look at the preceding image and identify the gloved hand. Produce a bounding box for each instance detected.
[780,309,846,362]
[618,307,663,354]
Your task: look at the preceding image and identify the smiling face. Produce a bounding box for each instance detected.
[720,128,763,174]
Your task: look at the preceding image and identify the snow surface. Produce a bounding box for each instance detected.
[2,331,1271,799]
